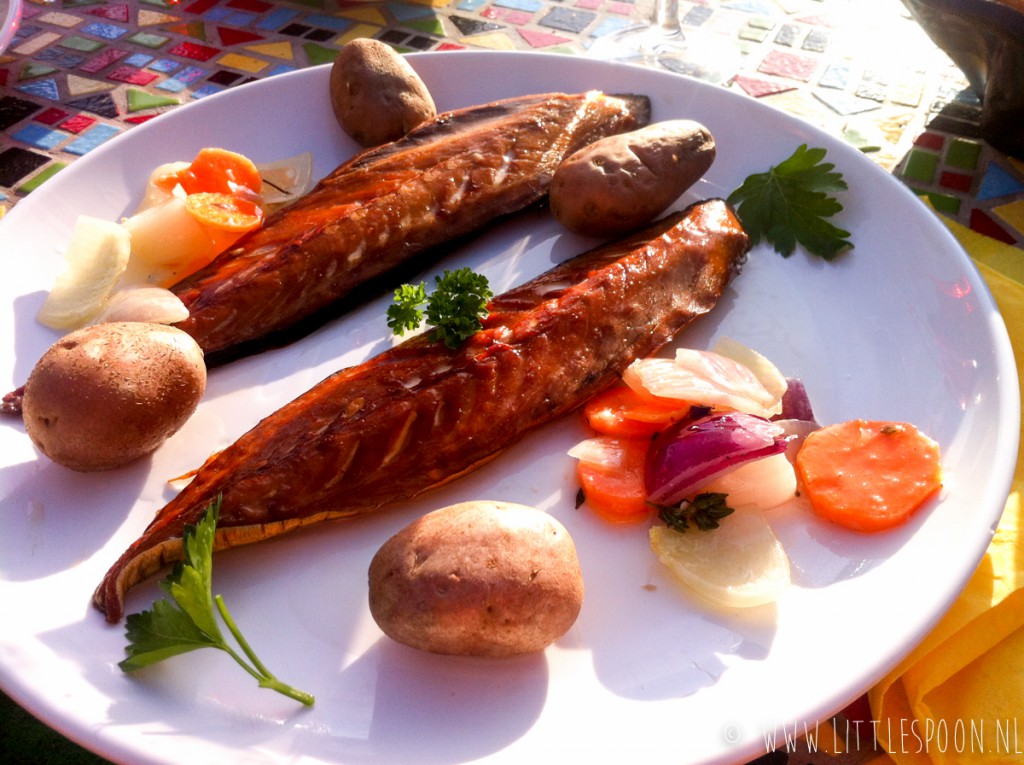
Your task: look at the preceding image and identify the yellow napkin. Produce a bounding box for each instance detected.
[868,214,1024,764]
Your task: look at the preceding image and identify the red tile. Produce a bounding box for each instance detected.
[757,50,819,82]
[107,66,159,85]
[168,42,220,61]
[227,0,272,10]
[182,0,218,13]
[914,132,945,151]
[35,107,68,125]
[969,209,1016,244]
[732,74,796,98]
[938,171,972,192]
[218,27,265,46]
[60,114,96,133]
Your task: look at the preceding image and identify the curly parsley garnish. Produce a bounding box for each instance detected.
[654,492,735,533]
[119,499,314,706]
[727,144,852,261]
[387,267,493,349]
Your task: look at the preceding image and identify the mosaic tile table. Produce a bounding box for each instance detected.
[1,0,1023,246]
[1,1,1022,764]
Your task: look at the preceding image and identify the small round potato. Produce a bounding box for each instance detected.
[330,38,436,147]
[368,501,584,657]
[22,322,206,472]
[550,119,717,238]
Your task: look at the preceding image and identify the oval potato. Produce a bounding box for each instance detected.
[550,119,716,237]
[22,322,206,472]
[329,38,436,147]
[368,501,584,657]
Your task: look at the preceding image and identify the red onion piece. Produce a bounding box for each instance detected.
[645,412,790,506]
[777,377,816,424]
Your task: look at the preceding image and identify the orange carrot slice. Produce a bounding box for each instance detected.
[185,192,264,233]
[795,420,942,532]
[573,435,653,523]
[583,383,691,438]
[177,147,263,197]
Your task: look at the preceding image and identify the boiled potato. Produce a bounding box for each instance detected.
[550,119,717,237]
[22,322,206,472]
[368,501,584,657]
[329,38,436,147]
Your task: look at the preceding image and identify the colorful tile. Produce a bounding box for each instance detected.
[0,147,50,187]
[977,161,1024,201]
[757,49,818,82]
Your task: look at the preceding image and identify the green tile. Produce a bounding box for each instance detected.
[19,163,66,194]
[923,191,961,215]
[60,36,105,53]
[946,137,982,170]
[126,88,179,112]
[128,32,169,49]
[303,42,337,66]
[902,148,939,183]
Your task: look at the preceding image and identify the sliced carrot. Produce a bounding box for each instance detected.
[177,147,263,197]
[574,435,653,524]
[795,420,942,533]
[583,383,691,438]
[185,192,264,233]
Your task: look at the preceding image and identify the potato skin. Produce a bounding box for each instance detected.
[329,38,437,147]
[550,119,716,237]
[368,501,584,657]
[22,322,206,472]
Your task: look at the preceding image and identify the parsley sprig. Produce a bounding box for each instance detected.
[119,499,315,706]
[654,492,735,533]
[387,267,493,349]
[728,144,852,261]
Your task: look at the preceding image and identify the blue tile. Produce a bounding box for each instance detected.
[149,58,180,73]
[80,21,127,40]
[14,79,60,101]
[256,8,299,30]
[495,0,544,11]
[305,14,353,31]
[266,64,298,77]
[457,0,487,9]
[65,124,120,155]
[819,62,852,90]
[977,162,1024,200]
[589,17,634,38]
[124,52,153,67]
[191,84,225,99]
[12,123,65,150]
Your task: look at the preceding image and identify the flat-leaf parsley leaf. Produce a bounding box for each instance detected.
[387,267,493,349]
[727,144,852,260]
[119,498,315,706]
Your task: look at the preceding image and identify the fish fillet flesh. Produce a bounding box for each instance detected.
[95,198,750,621]
[171,90,651,362]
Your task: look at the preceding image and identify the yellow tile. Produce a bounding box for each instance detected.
[339,7,388,25]
[993,199,1024,236]
[217,52,268,74]
[461,32,516,51]
[66,74,115,97]
[13,31,60,56]
[335,24,383,46]
[38,11,82,28]
[244,41,294,61]
[138,10,180,27]
[410,0,453,7]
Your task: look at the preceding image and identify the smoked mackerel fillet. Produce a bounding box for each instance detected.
[95,199,750,622]
[171,90,651,361]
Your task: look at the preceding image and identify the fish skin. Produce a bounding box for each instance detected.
[170,91,652,363]
[95,198,750,622]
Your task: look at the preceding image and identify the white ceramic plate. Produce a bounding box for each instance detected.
[0,51,1017,765]
[0,0,21,53]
